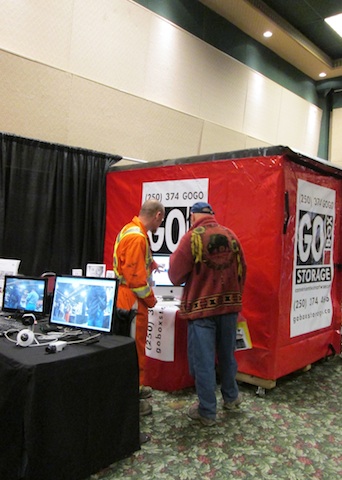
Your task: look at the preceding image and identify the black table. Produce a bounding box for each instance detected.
[0,333,140,480]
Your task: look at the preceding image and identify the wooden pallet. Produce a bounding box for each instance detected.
[236,372,276,390]
[236,364,312,395]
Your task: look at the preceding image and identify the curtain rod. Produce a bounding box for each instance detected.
[121,156,148,164]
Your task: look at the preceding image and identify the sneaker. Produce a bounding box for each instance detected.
[139,385,153,399]
[187,403,216,427]
[140,399,152,417]
[223,392,243,410]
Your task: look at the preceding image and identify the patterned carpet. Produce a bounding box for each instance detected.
[89,355,342,480]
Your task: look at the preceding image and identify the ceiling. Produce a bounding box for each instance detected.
[199,0,342,80]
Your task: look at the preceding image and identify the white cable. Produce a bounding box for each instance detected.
[4,329,102,346]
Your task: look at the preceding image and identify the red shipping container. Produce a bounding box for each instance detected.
[104,146,342,391]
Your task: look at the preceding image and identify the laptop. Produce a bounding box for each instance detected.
[0,275,48,331]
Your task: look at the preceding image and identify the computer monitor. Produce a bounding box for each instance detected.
[49,275,118,334]
[2,275,48,316]
[152,254,183,300]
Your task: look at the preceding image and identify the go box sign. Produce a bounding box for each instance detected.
[142,179,209,253]
[290,179,336,337]
[296,210,333,285]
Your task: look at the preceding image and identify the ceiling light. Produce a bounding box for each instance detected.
[325,13,342,38]
[319,72,327,78]
[263,31,273,38]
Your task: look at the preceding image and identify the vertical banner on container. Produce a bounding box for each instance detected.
[142,178,209,253]
[146,305,179,361]
[290,179,335,337]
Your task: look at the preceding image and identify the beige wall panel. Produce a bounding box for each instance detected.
[243,70,281,143]
[199,122,247,154]
[144,17,204,116]
[0,52,71,143]
[199,49,248,132]
[67,76,149,155]
[0,0,74,70]
[139,102,204,161]
[300,104,321,157]
[245,136,272,149]
[67,75,203,161]
[277,89,321,157]
[330,108,342,166]
[277,90,307,150]
[70,0,150,95]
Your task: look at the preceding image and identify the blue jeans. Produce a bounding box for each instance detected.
[187,313,239,419]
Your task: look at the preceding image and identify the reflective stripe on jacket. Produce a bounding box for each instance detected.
[113,217,154,300]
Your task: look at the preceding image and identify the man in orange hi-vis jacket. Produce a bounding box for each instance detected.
[113,199,165,417]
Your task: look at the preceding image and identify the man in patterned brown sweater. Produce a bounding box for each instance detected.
[169,202,247,426]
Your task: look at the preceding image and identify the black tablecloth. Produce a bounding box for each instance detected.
[0,334,140,480]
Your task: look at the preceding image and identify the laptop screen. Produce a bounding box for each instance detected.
[152,254,183,300]
[3,275,48,315]
[152,255,173,287]
[49,275,118,334]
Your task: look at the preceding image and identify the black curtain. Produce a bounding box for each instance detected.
[0,133,121,276]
